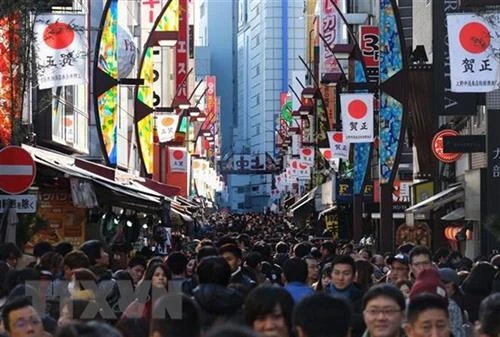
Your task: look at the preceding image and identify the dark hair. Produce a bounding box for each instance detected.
[33,241,53,258]
[0,242,21,260]
[79,240,105,266]
[433,248,450,262]
[276,242,289,254]
[55,321,122,337]
[219,244,243,260]
[321,241,336,256]
[197,246,218,262]
[293,293,352,337]
[283,257,308,283]
[217,236,238,248]
[407,294,449,324]
[355,260,374,290]
[359,248,373,260]
[206,324,259,337]
[54,241,74,257]
[332,255,356,274]
[166,252,188,275]
[253,242,272,260]
[128,255,147,269]
[246,251,263,269]
[39,251,63,273]
[150,294,201,337]
[3,269,40,298]
[461,262,497,296]
[245,286,294,331]
[293,242,311,258]
[143,262,171,283]
[197,256,231,286]
[409,246,431,265]
[64,250,90,270]
[479,293,500,337]
[237,234,251,248]
[2,296,34,332]
[362,284,406,311]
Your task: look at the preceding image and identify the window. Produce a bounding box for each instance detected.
[200,3,205,18]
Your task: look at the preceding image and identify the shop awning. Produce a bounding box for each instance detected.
[22,145,172,207]
[405,183,464,215]
[441,207,465,221]
[318,205,337,220]
[290,187,317,214]
[171,207,193,222]
[175,195,200,208]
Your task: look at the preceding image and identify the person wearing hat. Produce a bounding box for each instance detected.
[410,268,465,337]
[385,254,410,285]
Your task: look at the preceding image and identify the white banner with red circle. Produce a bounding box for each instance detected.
[327,131,350,160]
[168,147,188,172]
[447,13,500,93]
[299,147,315,166]
[34,14,87,90]
[157,114,179,143]
[341,93,374,143]
[289,159,310,180]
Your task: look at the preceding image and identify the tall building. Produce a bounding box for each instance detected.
[229,0,306,211]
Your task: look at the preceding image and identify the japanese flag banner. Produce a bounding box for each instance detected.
[327,131,350,160]
[157,114,179,143]
[341,93,374,143]
[299,147,315,166]
[447,13,500,93]
[34,14,87,89]
[169,147,188,172]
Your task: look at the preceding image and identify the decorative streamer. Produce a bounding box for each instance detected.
[353,60,372,195]
[134,0,177,175]
[378,0,406,184]
[93,0,118,166]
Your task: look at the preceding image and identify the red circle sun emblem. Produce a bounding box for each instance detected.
[333,133,343,143]
[459,22,490,54]
[173,150,184,160]
[43,22,75,49]
[348,100,368,119]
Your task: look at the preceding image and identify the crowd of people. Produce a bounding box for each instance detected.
[0,211,498,337]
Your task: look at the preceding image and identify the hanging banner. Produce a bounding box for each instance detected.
[319,0,346,76]
[299,147,315,166]
[176,0,188,100]
[34,14,87,89]
[341,93,374,143]
[168,147,188,172]
[157,114,179,143]
[447,13,500,93]
[327,131,349,160]
[290,159,310,180]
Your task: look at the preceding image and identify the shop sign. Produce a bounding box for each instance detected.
[336,179,374,203]
[0,195,37,213]
[487,109,500,215]
[432,129,462,163]
[443,135,486,153]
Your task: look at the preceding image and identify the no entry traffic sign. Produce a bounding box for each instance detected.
[0,146,36,194]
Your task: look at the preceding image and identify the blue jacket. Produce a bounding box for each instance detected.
[284,282,314,303]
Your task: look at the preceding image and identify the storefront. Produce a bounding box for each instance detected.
[17,144,190,254]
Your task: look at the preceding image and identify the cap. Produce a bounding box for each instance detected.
[388,253,410,266]
[439,267,464,295]
[409,268,448,305]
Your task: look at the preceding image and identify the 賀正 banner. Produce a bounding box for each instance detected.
[35,14,87,89]
[447,13,500,93]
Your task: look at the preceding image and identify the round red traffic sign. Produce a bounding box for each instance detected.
[432,129,462,163]
[0,146,36,194]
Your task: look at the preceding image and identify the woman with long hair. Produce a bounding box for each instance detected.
[116,262,171,337]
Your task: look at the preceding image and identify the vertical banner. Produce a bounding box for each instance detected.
[360,25,380,82]
[300,147,315,166]
[379,0,404,185]
[447,13,500,93]
[433,0,477,115]
[176,0,188,100]
[0,14,20,145]
[341,93,374,143]
[203,76,216,131]
[487,110,500,218]
[320,85,335,130]
[319,0,346,76]
[327,131,349,160]
[157,114,180,143]
[34,14,87,89]
[169,147,188,172]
